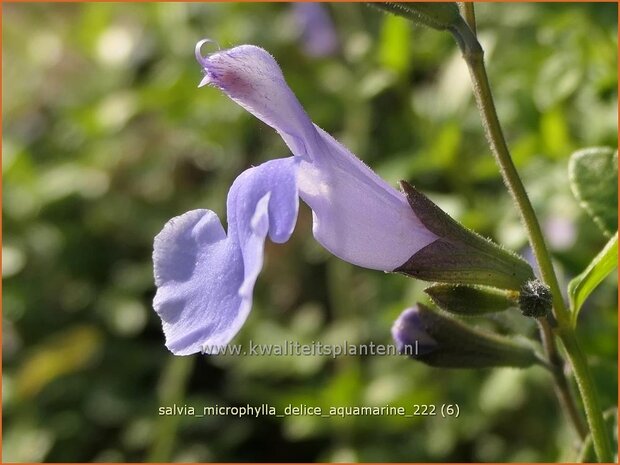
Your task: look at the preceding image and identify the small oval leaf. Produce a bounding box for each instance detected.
[569,147,618,236]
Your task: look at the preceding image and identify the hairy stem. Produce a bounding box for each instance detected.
[561,330,614,462]
[539,318,588,439]
[457,2,476,34]
[450,14,612,462]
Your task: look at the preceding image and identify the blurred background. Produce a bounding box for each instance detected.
[3,2,618,462]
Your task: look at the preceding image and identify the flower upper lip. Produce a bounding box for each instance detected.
[195,38,219,67]
[195,39,220,88]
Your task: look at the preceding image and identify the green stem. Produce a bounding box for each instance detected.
[561,330,614,462]
[539,318,588,440]
[457,2,476,35]
[452,21,568,325]
[450,16,612,462]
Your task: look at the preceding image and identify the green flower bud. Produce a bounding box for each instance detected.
[519,279,553,318]
[392,304,539,369]
[425,284,519,316]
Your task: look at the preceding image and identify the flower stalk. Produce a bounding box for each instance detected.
[450,10,612,461]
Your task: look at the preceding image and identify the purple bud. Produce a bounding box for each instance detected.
[391,304,539,369]
[391,306,438,356]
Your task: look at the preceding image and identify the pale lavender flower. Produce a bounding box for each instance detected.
[292,3,339,58]
[544,215,576,250]
[152,41,438,355]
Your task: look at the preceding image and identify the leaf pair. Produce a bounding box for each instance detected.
[567,147,618,326]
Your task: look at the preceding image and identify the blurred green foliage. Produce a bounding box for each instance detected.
[3,3,617,462]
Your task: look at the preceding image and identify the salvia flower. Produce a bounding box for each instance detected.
[152,40,532,355]
[153,41,440,355]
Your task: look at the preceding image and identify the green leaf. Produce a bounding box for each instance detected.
[369,3,461,31]
[569,147,618,236]
[569,232,618,326]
